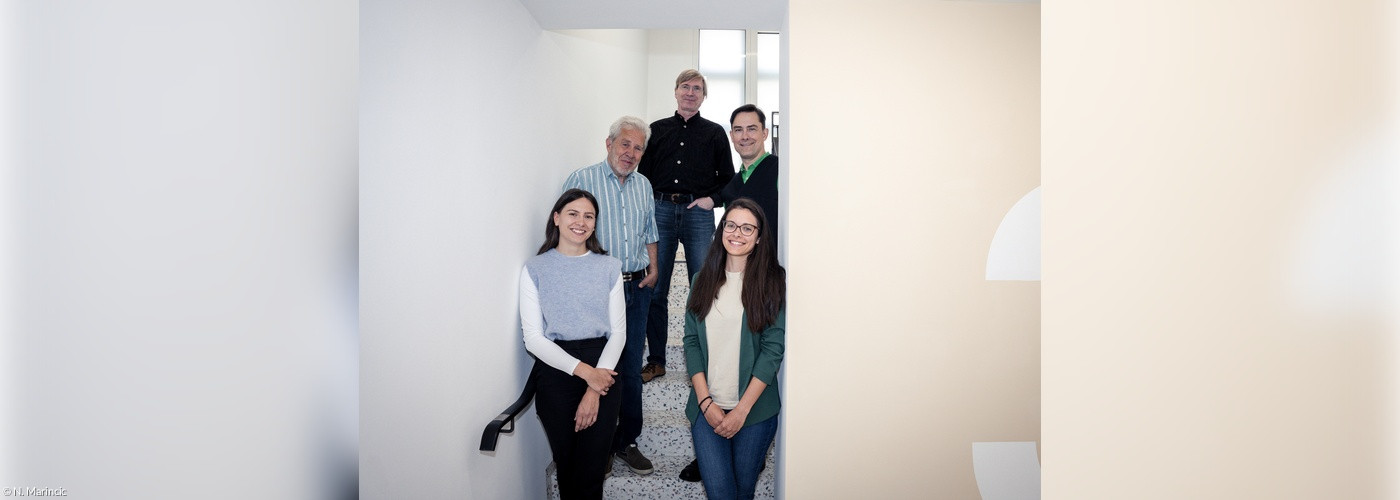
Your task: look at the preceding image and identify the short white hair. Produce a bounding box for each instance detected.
[608,116,650,144]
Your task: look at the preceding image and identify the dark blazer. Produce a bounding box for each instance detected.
[712,154,779,237]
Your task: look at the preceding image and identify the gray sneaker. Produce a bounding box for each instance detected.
[614,444,654,475]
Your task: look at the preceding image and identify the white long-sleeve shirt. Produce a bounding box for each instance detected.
[518,250,626,375]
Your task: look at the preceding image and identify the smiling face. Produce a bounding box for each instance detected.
[729,111,768,165]
[552,197,597,251]
[720,208,760,259]
[675,77,706,116]
[606,127,646,177]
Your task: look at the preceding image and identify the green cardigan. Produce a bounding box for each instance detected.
[683,303,786,427]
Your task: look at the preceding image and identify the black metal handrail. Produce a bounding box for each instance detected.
[480,362,541,451]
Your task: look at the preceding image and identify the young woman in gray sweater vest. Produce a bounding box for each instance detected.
[519,189,626,500]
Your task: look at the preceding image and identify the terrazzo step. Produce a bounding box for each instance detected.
[545,454,776,500]
[667,276,690,310]
[663,343,686,373]
[634,409,693,457]
[641,371,690,413]
[666,252,689,306]
[665,306,686,340]
[633,341,685,373]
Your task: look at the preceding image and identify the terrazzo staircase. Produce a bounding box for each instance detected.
[546,248,777,499]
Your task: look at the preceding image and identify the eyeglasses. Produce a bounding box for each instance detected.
[722,221,758,236]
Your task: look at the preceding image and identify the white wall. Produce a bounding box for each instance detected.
[359,2,648,498]
[644,30,698,122]
[8,1,358,499]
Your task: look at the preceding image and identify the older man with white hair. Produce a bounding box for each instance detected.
[562,115,660,475]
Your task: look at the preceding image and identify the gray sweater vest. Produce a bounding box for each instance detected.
[524,249,622,341]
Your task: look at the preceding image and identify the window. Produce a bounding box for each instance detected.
[756,32,780,155]
[699,29,782,164]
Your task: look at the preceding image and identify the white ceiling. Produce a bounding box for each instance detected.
[518,0,1037,31]
[517,0,787,31]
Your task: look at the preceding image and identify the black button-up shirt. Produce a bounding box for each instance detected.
[637,111,735,199]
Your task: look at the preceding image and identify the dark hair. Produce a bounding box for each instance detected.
[686,198,785,332]
[730,104,767,128]
[537,189,608,256]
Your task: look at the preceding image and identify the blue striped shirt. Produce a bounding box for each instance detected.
[563,160,659,272]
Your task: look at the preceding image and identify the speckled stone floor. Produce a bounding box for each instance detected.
[547,249,778,500]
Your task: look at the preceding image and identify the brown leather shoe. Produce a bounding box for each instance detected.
[640,362,666,383]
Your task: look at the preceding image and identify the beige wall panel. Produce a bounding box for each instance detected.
[1043,1,1393,499]
[787,1,1041,498]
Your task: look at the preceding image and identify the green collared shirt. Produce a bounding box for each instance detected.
[738,152,770,184]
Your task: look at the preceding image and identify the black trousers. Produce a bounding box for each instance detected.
[536,337,621,500]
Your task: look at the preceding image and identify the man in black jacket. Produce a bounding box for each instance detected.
[689,104,780,237]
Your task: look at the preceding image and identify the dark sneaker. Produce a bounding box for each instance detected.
[640,362,666,383]
[604,457,613,478]
[614,444,654,475]
[679,459,701,482]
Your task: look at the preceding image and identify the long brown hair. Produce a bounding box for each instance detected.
[686,198,785,332]
[537,189,608,256]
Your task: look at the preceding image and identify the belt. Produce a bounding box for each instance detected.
[554,336,609,349]
[622,268,649,282]
[654,192,696,204]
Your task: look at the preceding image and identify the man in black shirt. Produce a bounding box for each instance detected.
[689,104,780,237]
[636,69,735,385]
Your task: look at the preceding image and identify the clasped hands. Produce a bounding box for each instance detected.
[702,401,749,439]
[573,363,617,432]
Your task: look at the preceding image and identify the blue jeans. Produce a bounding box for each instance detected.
[612,277,652,451]
[691,413,778,500]
[646,200,715,365]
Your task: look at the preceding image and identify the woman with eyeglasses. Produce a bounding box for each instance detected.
[520,188,625,500]
[683,197,786,500]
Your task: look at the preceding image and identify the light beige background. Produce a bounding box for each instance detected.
[1042,1,1394,499]
[786,1,1042,498]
